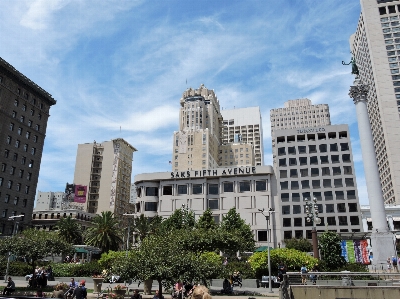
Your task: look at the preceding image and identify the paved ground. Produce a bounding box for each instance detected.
[2,277,280,298]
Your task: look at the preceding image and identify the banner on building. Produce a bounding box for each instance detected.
[65,183,75,201]
[341,239,370,264]
[74,185,87,203]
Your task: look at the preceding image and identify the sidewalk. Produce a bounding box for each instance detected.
[3,277,280,298]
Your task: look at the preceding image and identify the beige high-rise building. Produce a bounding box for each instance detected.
[73,138,137,218]
[172,85,263,172]
[350,0,400,204]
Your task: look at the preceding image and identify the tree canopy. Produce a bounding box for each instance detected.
[284,238,313,253]
[318,231,346,270]
[55,215,83,244]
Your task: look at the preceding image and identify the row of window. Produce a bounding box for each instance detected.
[9,123,40,141]
[282,215,360,227]
[280,166,352,178]
[279,154,351,166]
[7,135,38,147]
[13,95,45,113]
[276,131,347,143]
[280,178,354,190]
[277,143,349,156]
[2,161,34,172]
[139,181,268,197]
[1,209,26,219]
[281,190,357,202]
[1,193,28,207]
[283,228,360,240]
[0,178,30,193]
[11,110,42,130]
[282,202,358,215]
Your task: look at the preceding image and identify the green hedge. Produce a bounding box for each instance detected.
[51,261,102,277]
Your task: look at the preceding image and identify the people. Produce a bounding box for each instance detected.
[51,284,65,298]
[72,281,87,299]
[67,277,78,297]
[172,281,183,299]
[153,290,164,299]
[392,256,398,272]
[387,257,392,272]
[300,263,308,285]
[309,264,319,285]
[278,263,286,283]
[36,285,44,298]
[131,289,142,299]
[3,277,16,295]
[222,278,232,294]
[191,286,212,299]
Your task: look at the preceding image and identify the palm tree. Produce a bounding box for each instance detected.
[83,211,123,252]
[55,216,83,244]
[133,214,163,241]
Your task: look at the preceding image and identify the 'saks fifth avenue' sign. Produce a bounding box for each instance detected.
[171,166,257,179]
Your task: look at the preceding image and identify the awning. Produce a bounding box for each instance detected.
[74,245,101,254]
[255,246,274,252]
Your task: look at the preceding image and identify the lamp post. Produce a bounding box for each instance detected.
[304,197,321,259]
[5,215,23,282]
[258,208,275,293]
[123,212,136,256]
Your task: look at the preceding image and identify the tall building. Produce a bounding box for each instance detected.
[35,191,65,210]
[73,138,137,218]
[221,107,264,166]
[172,84,263,171]
[271,99,362,242]
[0,57,56,235]
[351,0,400,204]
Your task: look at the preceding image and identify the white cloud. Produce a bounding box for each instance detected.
[20,0,68,30]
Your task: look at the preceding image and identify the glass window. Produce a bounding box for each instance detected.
[298,146,306,154]
[331,155,340,163]
[325,191,333,200]
[258,231,268,242]
[292,193,300,202]
[319,144,327,152]
[334,179,343,187]
[239,181,250,192]
[163,185,173,195]
[340,143,349,151]
[339,216,348,226]
[310,156,318,164]
[336,191,345,200]
[345,178,354,187]
[293,205,301,214]
[281,193,289,202]
[348,203,358,212]
[312,180,320,188]
[311,168,319,177]
[313,192,322,201]
[178,185,187,195]
[280,170,287,178]
[301,180,310,188]
[321,167,330,176]
[283,218,291,227]
[343,166,353,175]
[337,203,346,213]
[279,158,286,166]
[289,158,297,166]
[291,181,299,189]
[192,184,202,194]
[209,184,219,194]
[327,217,336,225]
[280,181,288,190]
[347,190,356,199]
[144,202,158,211]
[350,216,360,225]
[308,145,317,153]
[290,169,298,177]
[300,168,308,177]
[284,231,292,239]
[330,143,338,151]
[288,147,296,155]
[224,182,234,192]
[278,147,286,156]
[299,157,307,165]
[256,181,266,191]
[282,205,290,215]
[332,167,341,175]
[145,187,158,196]
[326,204,335,213]
[208,199,219,210]
[320,156,329,164]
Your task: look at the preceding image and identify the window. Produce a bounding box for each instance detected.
[144,202,158,211]
[279,158,286,166]
[162,185,172,195]
[14,99,19,107]
[23,199,27,207]
[313,192,322,201]
[23,144,28,152]
[324,191,333,200]
[15,140,20,148]
[4,150,9,158]
[326,204,335,213]
[343,166,353,175]
[336,191,345,200]
[10,166,15,175]
[12,153,18,161]
[4,194,10,203]
[239,181,250,192]
[193,184,202,194]
[280,181,288,190]
[224,182,234,192]
[345,178,354,187]
[7,180,12,189]
[28,160,34,168]
[38,113,42,120]
[340,143,349,151]
[350,216,360,225]
[338,216,348,226]
[331,155,340,163]
[310,168,319,177]
[30,109,35,116]
[298,146,306,154]
[290,169,298,178]
[299,157,307,165]
[25,185,30,194]
[258,231,268,242]
[9,123,14,131]
[332,167,341,175]
[283,218,291,227]
[330,143,338,151]
[13,197,19,205]
[282,206,290,215]
[292,193,300,202]
[177,185,187,195]
[300,168,308,177]
[7,136,11,144]
[20,116,24,123]
[288,146,296,155]
[278,147,286,156]
[291,181,299,189]
[312,180,320,188]
[208,199,219,209]
[12,111,17,118]
[26,131,30,139]
[256,181,267,191]
[22,104,26,111]
[281,193,289,202]
[327,217,336,226]
[342,154,351,162]
[308,145,317,153]
[2,209,8,218]
[337,203,346,213]
[145,187,158,196]
[1,163,6,172]
[280,170,287,178]
[319,144,327,152]
[348,203,358,212]
[0,177,2,186]
[334,179,343,187]
[293,205,301,214]
[27,172,32,180]
[289,158,297,166]
[21,156,26,165]
[310,156,318,164]
[301,180,310,188]
[18,169,23,178]
[31,147,36,155]
[209,184,219,195]
[320,156,329,164]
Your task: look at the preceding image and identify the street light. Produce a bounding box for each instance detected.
[304,197,321,259]
[5,215,23,282]
[258,208,275,293]
[123,212,136,256]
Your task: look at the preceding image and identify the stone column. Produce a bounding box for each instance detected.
[348,78,395,266]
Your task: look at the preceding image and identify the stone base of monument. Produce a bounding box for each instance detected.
[370,231,396,267]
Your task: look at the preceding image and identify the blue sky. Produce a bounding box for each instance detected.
[0,1,369,204]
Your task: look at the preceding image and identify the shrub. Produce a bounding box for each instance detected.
[222,259,255,279]
[9,261,32,276]
[51,261,102,277]
[284,238,313,252]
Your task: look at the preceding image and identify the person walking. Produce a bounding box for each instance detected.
[392,256,398,272]
[300,263,308,285]
[72,281,87,299]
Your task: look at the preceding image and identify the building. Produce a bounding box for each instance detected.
[172,85,263,172]
[31,209,94,231]
[361,204,400,237]
[134,165,278,247]
[73,138,137,218]
[350,0,400,204]
[221,107,264,166]
[35,191,65,210]
[0,57,56,235]
[272,124,363,241]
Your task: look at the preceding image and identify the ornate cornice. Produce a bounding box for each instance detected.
[349,84,369,104]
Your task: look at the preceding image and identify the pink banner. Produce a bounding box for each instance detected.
[360,239,370,264]
[74,185,87,203]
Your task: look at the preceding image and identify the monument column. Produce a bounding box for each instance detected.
[348,78,395,267]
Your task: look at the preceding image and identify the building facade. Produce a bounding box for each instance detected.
[172,85,264,172]
[0,57,56,235]
[35,191,65,210]
[31,209,94,231]
[134,166,278,247]
[272,124,363,241]
[73,138,137,218]
[351,0,400,204]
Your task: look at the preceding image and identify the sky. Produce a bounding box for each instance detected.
[0,0,370,205]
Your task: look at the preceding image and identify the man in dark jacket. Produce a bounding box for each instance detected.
[72,281,87,299]
[3,277,15,295]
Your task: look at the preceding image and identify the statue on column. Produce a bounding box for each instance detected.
[342,54,360,76]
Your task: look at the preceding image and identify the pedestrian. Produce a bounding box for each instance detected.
[392,256,398,272]
[51,284,65,298]
[300,263,308,285]
[72,281,87,299]
[131,289,142,299]
[387,257,392,272]
[2,277,15,295]
[153,290,164,299]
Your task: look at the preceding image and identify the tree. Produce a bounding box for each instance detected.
[133,214,163,241]
[284,238,313,252]
[318,231,346,270]
[195,209,217,230]
[83,211,123,253]
[0,229,73,276]
[160,206,195,231]
[220,208,255,253]
[55,216,83,244]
